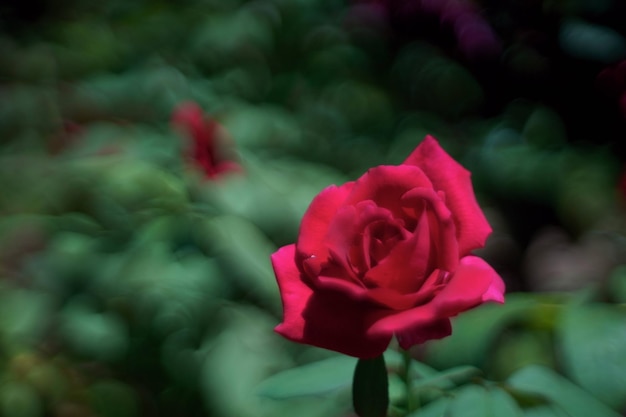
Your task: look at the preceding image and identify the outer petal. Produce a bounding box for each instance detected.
[272,244,390,358]
[271,244,313,341]
[481,268,506,304]
[345,165,433,222]
[367,256,504,348]
[367,301,441,343]
[431,255,505,316]
[403,135,491,255]
[396,318,452,350]
[296,183,354,270]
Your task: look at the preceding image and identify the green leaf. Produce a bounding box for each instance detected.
[203,215,281,312]
[411,364,482,405]
[412,365,482,392]
[448,385,489,417]
[424,293,540,370]
[489,387,524,417]
[522,405,570,417]
[0,381,42,417]
[60,298,128,362]
[0,289,53,351]
[490,330,555,380]
[607,265,626,304]
[559,19,626,63]
[353,355,389,417]
[522,106,566,150]
[408,385,524,417]
[406,396,451,417]
[507,365,621,417]
[89,380,138,417]
[257,355,357,399]
[203,307,340,417]
[557,303,626,409]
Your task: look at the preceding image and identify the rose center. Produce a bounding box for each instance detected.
[356,219,407,272]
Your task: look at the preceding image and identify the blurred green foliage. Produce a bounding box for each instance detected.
[1,0,625,416]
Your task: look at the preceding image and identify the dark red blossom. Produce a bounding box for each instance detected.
[171,102,242,179]
[271,136,504,358]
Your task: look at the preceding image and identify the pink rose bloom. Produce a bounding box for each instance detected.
[271,136,505,358]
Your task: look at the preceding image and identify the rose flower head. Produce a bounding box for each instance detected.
[171,101,242,179]
[271,135,504,358]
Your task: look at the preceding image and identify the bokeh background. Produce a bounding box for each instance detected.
[0,0,625,416]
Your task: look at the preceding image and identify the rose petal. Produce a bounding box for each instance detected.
[367,302,440,341]
[315,271,437,310]
[272,244,391,358]
[300,288,392,358]
[272,244,313,341]
[363,209,432,293]
[325,201,397,280]
[296,183,354,270]
[345,165,433,223]
[403,135,491,255]
[402,187,459,273]
[432,255,505,316]
[481,270,506,304]
[396,318,452,350]
[367,256,504,344]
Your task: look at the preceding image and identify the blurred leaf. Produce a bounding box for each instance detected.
[36,232,99,289]
[557,303,626,410]
[192,9,273,70]
[388,374,405,405]
[94,157,188,213]
[607,265,626,303]
[160,328,208,388]
[92,241,226,337]
[204,215,280,311]
[0,381,43,417]
[448,385,489,417]
[25,362,68,403]
[352,355,388,417]
[392,43,483,117]
[412,384,523,417]
[406,396,451,417]
[201,306,344,417]
[522,404,570,417]
[320,81,392,132]
[489,387,524,417]
[559,19,626,63]
[491,330,555,380]
[222,104,301,149]
[507,365,621,417]
[60,297,129,362]
[0,289,53,350]
[423,293,540,370]
[52,212,102,235]
[258,355,357,399]
[89,380,138,417]
[522,106,566,150]
[413,365,482,393]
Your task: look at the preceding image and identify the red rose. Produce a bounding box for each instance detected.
[171,101,242,179]
[271,136,504,358]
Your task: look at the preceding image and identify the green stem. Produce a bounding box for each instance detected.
[402,350,419,415]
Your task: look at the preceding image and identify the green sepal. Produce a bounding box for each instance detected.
[353,355,389,417]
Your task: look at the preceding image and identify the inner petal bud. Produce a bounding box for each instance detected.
[362,220,407,269]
